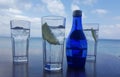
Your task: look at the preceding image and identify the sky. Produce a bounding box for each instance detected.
[0,0,120,39]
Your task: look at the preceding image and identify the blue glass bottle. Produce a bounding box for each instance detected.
[66,10,87,69]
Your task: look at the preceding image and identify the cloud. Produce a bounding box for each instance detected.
[0,26,10,37]
[82,13,87,19]
[71,4,80,11]
[0,0,45,37]
[42,0,66,16]
[92,9,108,15]
[24,3,32,10]
[13,14,41,22]
[0,0,13,3]
[0,12,41,37]
[14,0,32,10]
[13,15,41,37]
[83,0,97,5]
[1,8,22,14]
[15,15,41,37]
[0,14,12,36]
[14,0,46,15]
[32,4,46,13]
[9,8,22,14]
[0,0,14,8]
[99,24,120,39]
[114,16,120,20]
[0,0,32,11]
[73,0,97,5]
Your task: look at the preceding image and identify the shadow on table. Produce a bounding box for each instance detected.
[66,68,86,77]
[43,70,63,77]
[66,61,96,77]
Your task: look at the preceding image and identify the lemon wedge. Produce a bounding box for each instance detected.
[91,28,97,42]
[42,23,60,44]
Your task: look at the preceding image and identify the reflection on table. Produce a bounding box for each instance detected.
[0,37,120,77]
[13,62,28,77]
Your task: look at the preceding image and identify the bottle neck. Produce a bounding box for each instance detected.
[72,16,83,30]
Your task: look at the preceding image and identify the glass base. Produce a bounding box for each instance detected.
[44,63,62,71]
[13,56,28,63]
[86,55,96,62]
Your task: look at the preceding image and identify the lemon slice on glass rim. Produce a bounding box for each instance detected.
[42,23,60,45]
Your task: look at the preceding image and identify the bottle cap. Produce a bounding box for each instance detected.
[73,10,82,17]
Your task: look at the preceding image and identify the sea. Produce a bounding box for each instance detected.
[0,37,120,59]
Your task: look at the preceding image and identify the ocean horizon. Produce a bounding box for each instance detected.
[0,37,120,59]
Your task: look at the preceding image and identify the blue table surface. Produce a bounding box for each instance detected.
[0,48,120,77]
[0,37,120,77]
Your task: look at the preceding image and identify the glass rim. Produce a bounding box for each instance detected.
[83,23,99,26]
[83,23,99,30]
[10,19,30,23]
[41,16,66,20]
[10,19,30,29]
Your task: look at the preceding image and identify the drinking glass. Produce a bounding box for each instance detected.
[83,23,99,61]
[41,16,66,71]
[10,20,30,63]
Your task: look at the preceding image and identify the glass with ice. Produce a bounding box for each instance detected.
[10,20,30,63]
[83,23,99,61]
[42,16,66,71]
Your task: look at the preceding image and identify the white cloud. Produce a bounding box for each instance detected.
[73,0,97,5]
[13,14,41,29]
[92,9,108,15]
[0,0,119,39]
[99,24,120,39]
[42,0,66,16]
[31,18,41,23]
[114,16,120,20]
[0,0,43,37]
[73,0,80,4]
[24,3,32,10]
[14,14,41,22]
[116,24,120,28]
[0,14,12,37]
[14,0,33,11]
[0,0,13,3]
[0,26,10,37]
[83,0,97,5]
[32,4,46,13]
[82,13,87,19]
[71,4,80,11]
[9,8,22,14]
[11,0,46,14]
[0,0,14,8]
[0,13,41,37]
[14,15,30,20]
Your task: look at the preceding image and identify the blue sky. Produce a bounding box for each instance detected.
[0,0,120,39]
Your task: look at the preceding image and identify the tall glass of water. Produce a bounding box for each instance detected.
[83,23,99,61]
[42,16,66,71]
[10,20,30,63]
